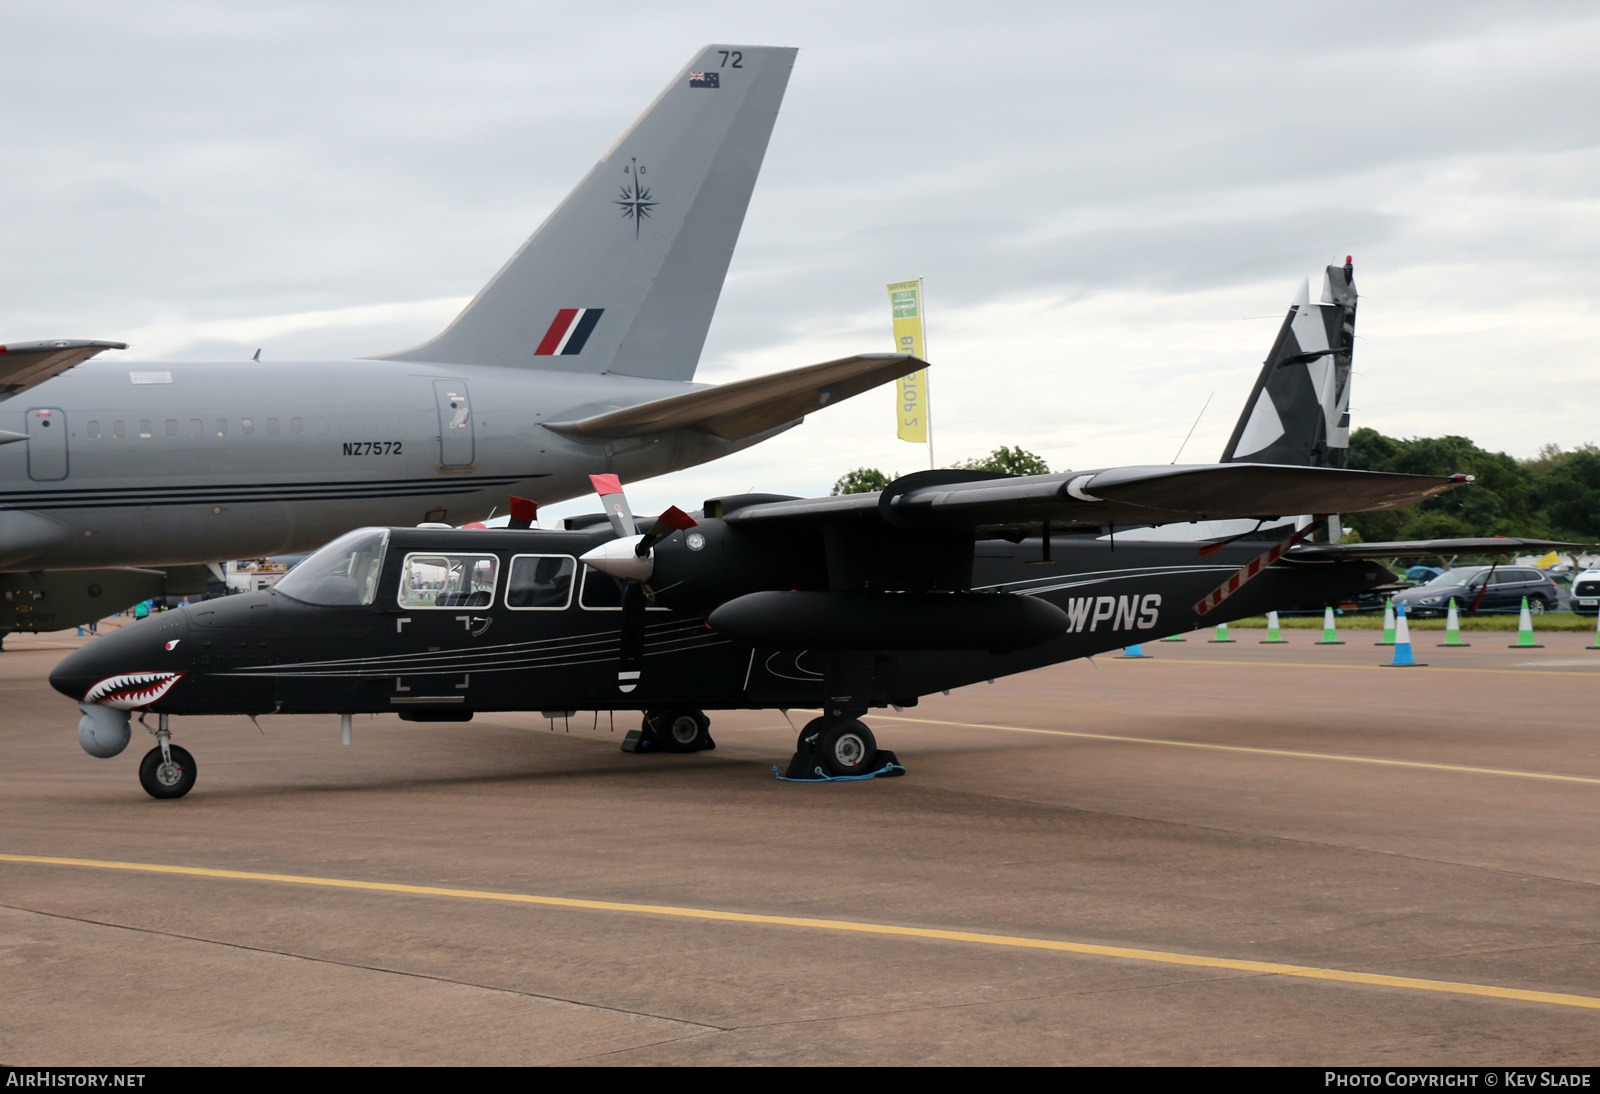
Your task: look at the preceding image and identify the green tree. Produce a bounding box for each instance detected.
[1344,428,1535,540]
[1528,444,1600,540]
[954,445,1052,476]
[831,467,893,495]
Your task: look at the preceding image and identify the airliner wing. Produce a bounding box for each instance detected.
[722,464,1468,530]
[0,340,128,396]
[1288,537,1584,560]
[544,353,924,441]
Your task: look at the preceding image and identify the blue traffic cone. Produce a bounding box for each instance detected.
[1116,643,1150,659]
[1381,602,1426,668]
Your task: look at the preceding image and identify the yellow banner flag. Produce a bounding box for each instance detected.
[888,279,928,444]
[1536,550,1559,569]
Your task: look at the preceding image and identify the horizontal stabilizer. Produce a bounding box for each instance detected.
[726,464,1468,531]
[545,353,924,441]
[0,339,127,396]
[1289,537,1586,561]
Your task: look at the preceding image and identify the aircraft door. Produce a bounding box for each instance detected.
[433,380,475,467]
[26,408,68,481]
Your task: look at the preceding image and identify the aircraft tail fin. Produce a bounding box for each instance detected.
[1219,258,1357,467]
[376,45,796,381]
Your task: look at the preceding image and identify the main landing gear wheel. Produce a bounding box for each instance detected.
[138,744,196,800]
[645,708,714,753]
[800,716,879,778]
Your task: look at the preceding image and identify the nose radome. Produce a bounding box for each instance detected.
[49,611,188,702]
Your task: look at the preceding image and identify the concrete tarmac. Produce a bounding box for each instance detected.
[4,623,1600,1065]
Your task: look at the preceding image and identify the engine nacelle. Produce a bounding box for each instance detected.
[77,702,131,758]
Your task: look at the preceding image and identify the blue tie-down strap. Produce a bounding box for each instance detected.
[774,749,906,782]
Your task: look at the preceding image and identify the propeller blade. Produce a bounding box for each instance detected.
[636,505,697,557]
[617,582,647,693]
[589,474,639,539]
[507,495,538,530]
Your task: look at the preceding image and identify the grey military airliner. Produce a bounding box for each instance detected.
[0,44,923,639]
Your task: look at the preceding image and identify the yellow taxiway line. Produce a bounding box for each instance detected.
[859,713,1600,786]
[2,852,1597,1012]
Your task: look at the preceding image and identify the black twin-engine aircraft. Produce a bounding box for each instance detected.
[52,461,1560,799]
[48,259,1573,798]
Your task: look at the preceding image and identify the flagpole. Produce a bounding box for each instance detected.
[921,277,934,470]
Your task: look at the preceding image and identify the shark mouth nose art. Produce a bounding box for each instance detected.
[84,672,184,709]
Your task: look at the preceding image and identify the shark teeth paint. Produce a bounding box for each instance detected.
[84,672,184,710]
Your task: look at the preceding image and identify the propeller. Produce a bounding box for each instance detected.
[582,476,697,694]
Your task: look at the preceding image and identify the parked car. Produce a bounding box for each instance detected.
[1393,565,1561,617]
[1570,567,1600,616]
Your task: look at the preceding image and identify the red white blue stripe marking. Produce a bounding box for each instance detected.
[535,308,605,356]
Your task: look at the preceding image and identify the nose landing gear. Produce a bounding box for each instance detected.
[137,713,196,799]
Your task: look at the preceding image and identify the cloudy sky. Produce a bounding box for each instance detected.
[5,2,1598,521]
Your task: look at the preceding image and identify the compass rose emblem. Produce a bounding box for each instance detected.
[614,158,656,238]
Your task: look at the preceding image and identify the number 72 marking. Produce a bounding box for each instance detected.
[717,50,743,68]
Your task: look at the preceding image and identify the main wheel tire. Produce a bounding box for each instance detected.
[651,709,709,753]
[138,744,196,800]
[815,720,878,778]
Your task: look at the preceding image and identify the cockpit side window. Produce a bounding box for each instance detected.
[274,528,389,606]
[505,554,576,610]
[398,552,499,609]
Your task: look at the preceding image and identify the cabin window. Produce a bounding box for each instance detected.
[266,417,280,435]
[87,421,100,439]
[241,417,254,436]
[165,419,180,437]
[112,420,127,438]
[138,420,153,438]
[275,528,389,607]
[291,417,305,435]
[189,419,204,438]
[314,416,330,435]
[398,552,499,610]
[505,554,576,610]
[216,418,229,437]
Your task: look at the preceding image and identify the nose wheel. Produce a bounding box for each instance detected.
[138,714,196,799]
[139,743,196,799]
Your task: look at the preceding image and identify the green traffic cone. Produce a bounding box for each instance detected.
[1316,605,1344,645]
[1209,621,1235,643]
[1260,610,1288,644]
[1439,598,1470,647]
[1588,607,1600,651]
[1509,596,1543,648]
[1376,597,1396,646]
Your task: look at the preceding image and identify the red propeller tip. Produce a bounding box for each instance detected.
[658,505,697,530]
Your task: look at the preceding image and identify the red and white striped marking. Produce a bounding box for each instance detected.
[1194,521,1323,616]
